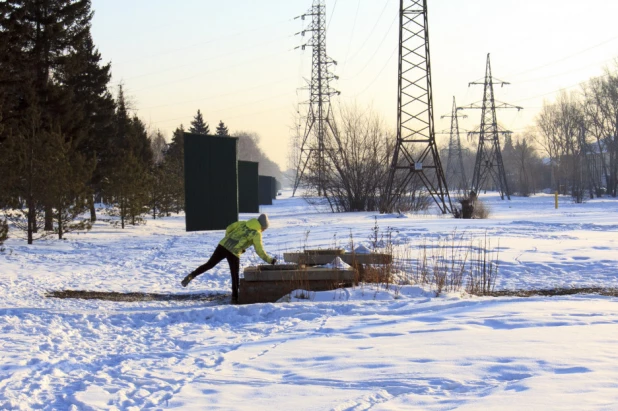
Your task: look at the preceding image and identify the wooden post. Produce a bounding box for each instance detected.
[555,191,558,209]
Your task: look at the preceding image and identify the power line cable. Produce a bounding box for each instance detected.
[343,43,398,98]
[225,102,294,121]
[458,38,618,113]
[147,91,296,125]
[140,75,296,110]
[127,49,290,94]
[503,34,618,79]
[511,72,611,104]
[327,0,338,32]
[346,0,390,63]
[513,56,617,85]
[341,11,398,81]
[110,33,292,85]
[114,17,294,65]
[341,0,362,77]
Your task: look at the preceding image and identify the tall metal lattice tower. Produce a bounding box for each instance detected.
[460,53,522,200]
[383,0,451,214]
[441,96,468,193]
[292,0,339,197]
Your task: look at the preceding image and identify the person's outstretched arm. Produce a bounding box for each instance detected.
[252,232,273,264]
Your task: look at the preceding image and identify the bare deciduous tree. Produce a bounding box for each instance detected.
[512,133,543,196]
[535,91,585,197]
[299,104,394,212]
[149,129,167,165]
[583,68,618,197]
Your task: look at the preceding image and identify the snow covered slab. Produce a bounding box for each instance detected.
[341,253,392,265]
[243,266,355,282]
[284,250,392,266]
[239,278,350,304]
[283,252,339,265]
[240,265,355,303]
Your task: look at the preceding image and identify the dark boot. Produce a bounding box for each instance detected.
[181,272,197,287]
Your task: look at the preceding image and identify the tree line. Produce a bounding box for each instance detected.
[535,69,618,200]
[0,1,281,245]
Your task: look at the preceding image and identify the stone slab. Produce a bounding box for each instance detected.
[341,253,392,265]
[283,252,392,266]
[282,253,339,265]
[303,249,345,255]
[238,278,351,304]
[243,267,355,282]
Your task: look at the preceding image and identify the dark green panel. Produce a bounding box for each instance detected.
[258,175,272,206]
[238,161,259,213]
[184,133,238,231]
[271,177,277,199]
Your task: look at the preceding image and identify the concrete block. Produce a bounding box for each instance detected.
[238,278,352,304]
[283,252,392,266]
[243,266,355,282]
[341,253,392,265]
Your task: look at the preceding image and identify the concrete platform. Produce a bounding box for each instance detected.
[342,253,392,265]
[244,266,355,282]
[283,252,392,266]
[303,249,345,255]
[239,265,355,304]
[282,252,340,265]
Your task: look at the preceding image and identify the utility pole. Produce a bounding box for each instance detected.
[292,0,340,197]
[441,96,468,193]
[460,53,522,200]
[383,0,451,214]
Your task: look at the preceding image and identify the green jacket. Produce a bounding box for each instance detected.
[219,218,273,263]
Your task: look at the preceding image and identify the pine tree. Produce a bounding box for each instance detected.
[59,32,116,223]
[104,86,153,228]
[0,0,91,121]
[106,153,150,228]
[0,0,96,238]
[148,129,173,218]
[189,109,209,134]
[149,162,175,219]
[129,115,154,165]
[163,125,186,213]
[0,17,8,149]
[0,217,8,249]
[45,129,94,239]
[216,120,229,136]
[0,99,8,245]
[1,102,58,244]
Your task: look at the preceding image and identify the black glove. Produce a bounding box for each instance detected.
[271,258,277,265]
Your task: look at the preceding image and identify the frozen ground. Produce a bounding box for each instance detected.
[0,192,617,410]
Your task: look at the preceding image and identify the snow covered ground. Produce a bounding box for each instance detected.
[1,192,617,410]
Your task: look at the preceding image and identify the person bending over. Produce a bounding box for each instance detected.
[181,214,276,303]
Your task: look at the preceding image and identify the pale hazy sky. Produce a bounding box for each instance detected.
[90,0,618,169]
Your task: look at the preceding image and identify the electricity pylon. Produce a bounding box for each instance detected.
[383,0,451,214]
[440,96,468,193]
[459,53,522,200]
[292,0,340,197]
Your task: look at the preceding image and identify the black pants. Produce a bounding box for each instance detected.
[193,245,240,299]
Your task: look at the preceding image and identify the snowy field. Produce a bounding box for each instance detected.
[1,191,617,410]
